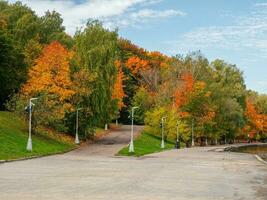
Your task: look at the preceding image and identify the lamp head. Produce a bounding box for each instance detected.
[161,116,167,122]
[30,97,38,101]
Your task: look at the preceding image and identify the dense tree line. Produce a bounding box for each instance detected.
[1,1,266,143]
[0,1,72,109]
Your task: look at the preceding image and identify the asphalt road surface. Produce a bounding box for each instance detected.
[0,125,266,200]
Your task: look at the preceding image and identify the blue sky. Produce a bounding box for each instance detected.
[10,0,267,94]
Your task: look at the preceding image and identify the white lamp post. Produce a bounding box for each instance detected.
[75,108,82,144]
[129,106,138,153]
[116,111,119,126]
[26,97,38,151]
[161,116,166,149]
[191,118,195,147]
[175,120,180,149]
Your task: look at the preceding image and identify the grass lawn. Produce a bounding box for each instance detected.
[0,111,75,161]
[118,131,184,156]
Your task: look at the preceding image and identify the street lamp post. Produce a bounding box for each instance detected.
[129,106,138,153]
[161,117,166,149]
[191,118,195,147]
[26,97,38,151]
[116,111,119,126]
[75,108,82,144]
[175,120,180,149]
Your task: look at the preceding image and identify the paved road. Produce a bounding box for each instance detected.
[69,125,144,157]
[0,125,266,200]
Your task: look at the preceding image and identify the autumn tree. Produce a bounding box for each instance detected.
[245,99,259,138]
[112,60,126,111]
[145,106,190,142]
[118,38,147,60]
[118,40,147,123]
[126,56,149,75]
[173,72,215,144]
[2,2,266,143]
[20,41,75,130]
[174,73,194,110]
[0,1,74,109]
[244,96,267,140]
[125,51,170,93]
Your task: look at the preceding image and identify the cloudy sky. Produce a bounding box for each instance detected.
[9,0,267,94]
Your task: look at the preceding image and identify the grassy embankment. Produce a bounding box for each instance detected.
[0,111,75,161]
[118,131,184,156]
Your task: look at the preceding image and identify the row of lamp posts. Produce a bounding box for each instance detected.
[128,113,196,153]
[128,111,186,153]
[26,98,194,152]
[26,97,82,151]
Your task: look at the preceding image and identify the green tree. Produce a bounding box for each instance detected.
[209,59,246,142]
[132,87,154,124]
[40,11,64,42]
[0,30,25,110]
[73,20,118,132]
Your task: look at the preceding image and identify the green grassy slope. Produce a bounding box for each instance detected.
[0,111,74,160]
[118,131,183,156]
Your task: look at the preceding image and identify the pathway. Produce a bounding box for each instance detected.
[0,125,266,200]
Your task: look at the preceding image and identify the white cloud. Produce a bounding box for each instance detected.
[130,9,186,19]
[104,8,186,29]
[163,3,267,93]
[139,0,163,6]
[166,3,267,58]
[9,0,185,34]
[255,2,267,7]
[258,81,267,87]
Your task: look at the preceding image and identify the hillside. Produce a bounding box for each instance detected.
[0,112,74,161]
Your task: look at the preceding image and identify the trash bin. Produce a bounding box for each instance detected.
[175,141,180,149]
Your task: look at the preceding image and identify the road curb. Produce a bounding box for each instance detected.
[254,154,267,166]
[0,146,77,164]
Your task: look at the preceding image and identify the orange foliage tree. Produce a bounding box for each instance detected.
[118,38,147,58]
[125,56,149,75]
[174,73,194,110]
[174,72,215,140]
[262,114,267,134]
[125,52,170,93]
[112,60,126,111]
[245,98,264,138]
[21,41,75,126]
[147,51,170,68]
